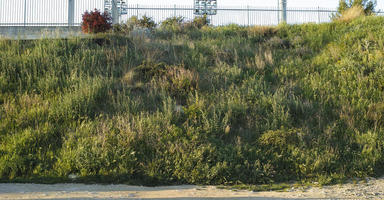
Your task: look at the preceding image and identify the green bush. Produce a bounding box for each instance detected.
[127,15,157,30]
[160,17,185,33]
[112,15,157,34]
[192,15,209,29]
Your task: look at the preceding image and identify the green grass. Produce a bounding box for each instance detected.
[1,16,384,186]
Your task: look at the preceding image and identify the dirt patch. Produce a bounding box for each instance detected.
[0,177,384,199]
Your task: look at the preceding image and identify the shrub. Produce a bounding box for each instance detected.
[160,17,185,32]
[112,24,126,34]
[336,0,376,16]
[81,9,112,34]
[192,15,209,29]
[156,16,208,38]
[336,6,366,22]
[139,15,157,29]
[112,16,157,35]
[126,15,157,30]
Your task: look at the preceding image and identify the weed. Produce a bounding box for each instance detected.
[1,15,384,186]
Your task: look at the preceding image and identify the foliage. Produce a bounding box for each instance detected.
[336,6,366,22]
[112,15,157,34]
[192,15,209,29]
[157,15,209,38]
[81,9,112,34]
[1,16,384,185]
[337,0,377,15]
[160,17,186,33]
[129,15,157,29]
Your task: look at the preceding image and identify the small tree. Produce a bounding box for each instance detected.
[337,0,377,15]
[81,9,112,34]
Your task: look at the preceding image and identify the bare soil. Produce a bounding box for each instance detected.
[0,177,383,199]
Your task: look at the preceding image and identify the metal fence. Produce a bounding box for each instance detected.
[0,0,383,26]
[122,5,339,26]
[0,0,101,26]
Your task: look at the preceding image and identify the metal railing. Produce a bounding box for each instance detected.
[0,1,383,27]
[0,0,101,26]
[121,5,339,26]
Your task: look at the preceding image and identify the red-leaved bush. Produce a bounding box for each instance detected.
[81,9,112,34]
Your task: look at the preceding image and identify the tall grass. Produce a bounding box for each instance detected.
[1,16,384,185]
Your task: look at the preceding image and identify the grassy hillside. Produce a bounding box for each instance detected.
[1,16,384,185]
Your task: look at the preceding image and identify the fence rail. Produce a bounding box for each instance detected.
[0,1,383,27]
[121,5,340,26]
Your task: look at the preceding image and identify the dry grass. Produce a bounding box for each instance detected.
[247,26,277,37]
[246,49,273,71]
[122,70,135,85]
[264,50,274,65]
[337,6,365,23]
[159,66,199,97]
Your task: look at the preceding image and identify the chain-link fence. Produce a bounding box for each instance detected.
[1,0,383,26]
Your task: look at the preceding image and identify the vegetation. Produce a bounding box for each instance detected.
[336,6,366,22]
[111,15,157,36]
[1,15,384,186]
[112,15,208,35]
[81,9,112,34]
[337,0,377,15]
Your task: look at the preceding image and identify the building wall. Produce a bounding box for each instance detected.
[0,26,82,39]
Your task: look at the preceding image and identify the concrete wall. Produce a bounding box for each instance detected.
[0,26,82,39]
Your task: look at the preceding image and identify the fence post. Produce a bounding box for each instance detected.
[279,0,287,23]
[136,4,139,17]
[112,0,119,24]
[277,0,280,24]
[24,0,27,26]
[247,5,250,26]
[68,0,75,26]
[317,6,320,24]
